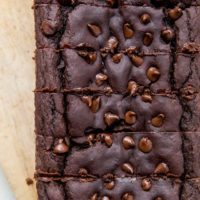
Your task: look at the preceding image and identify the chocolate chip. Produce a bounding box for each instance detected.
[104,86,113,94]
[104,134,113,147]
[143,32,153,46]
[112,53,123,63]
[127,81,138,96]
[78,168,88,176]
[104,112,119,126]
[126,46,138,56]
[168,7,183,21]
[151,114,165,127]
[131,55,144,67]
[161,28,175,43]
[107,36,119,50]
[81,96,92,107]
[101,196,110,200]
[121,163,134,174]
[78,51,97,64]
[87,24,102,37]
[154,163,169,174]
[95,73,108,86]
[57,0,76,5]
[122,193,135,200]
[104,181,115,190]
[91,97,101,113]
[122,136,135,149]
[141,89,152,103]
[123,23,134,39]
[124,111,137,125]
[88,134,95,145]
[138,137,153,153]
[154,197,163,200]
[88,52,97,63]
[141,178,152,191]
[141,93,153,103]
[140,13,151,25]
[146,67,160,82]
[41,20,57,36]
[103,36,119,53]
[53,139,69,154]
[90,193,98,200]
[82,96,101,113]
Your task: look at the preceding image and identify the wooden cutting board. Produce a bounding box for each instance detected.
[0,0,37,199]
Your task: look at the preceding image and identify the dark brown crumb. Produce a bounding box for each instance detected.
[26,177,34,185]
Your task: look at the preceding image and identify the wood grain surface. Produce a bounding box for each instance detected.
[0,0,36,199]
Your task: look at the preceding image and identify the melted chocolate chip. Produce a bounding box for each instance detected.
[161,28,175,43]
[138,137,153,153]
[91,97,101,113]
[123,23,134,39]
[141,93,153,103]
[81,96,101,113]
[121,163,134,174]
[102,36,119,54]
[126,46,138,57]
[103,134,113,147]
[154,162,169,174]
[104,86,113,94]
[104,112,120,126]
[140,13,151,25]
[87,134,95,145]
[112,53,123,63]
[143,32,153,46]
[154,197,163,200]
[131,55,144,67]
[141,178,152,191]
[78,51,97,64]
[124,111,137,125]
[127,81,138,96]
[122,193,135,200]
[146,67,160,82]
[90,193,98,200]
[95,73,108,86]
[104,181,115,190]
[151,114,165,127]
[87,24,102,37]
[53,139,69,154]
[122,136,135,149]
[81,96,92,107]
[101,196,110,200]
[168,7,183,21]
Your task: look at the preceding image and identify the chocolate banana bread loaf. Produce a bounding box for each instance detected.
[34,0,200,199]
